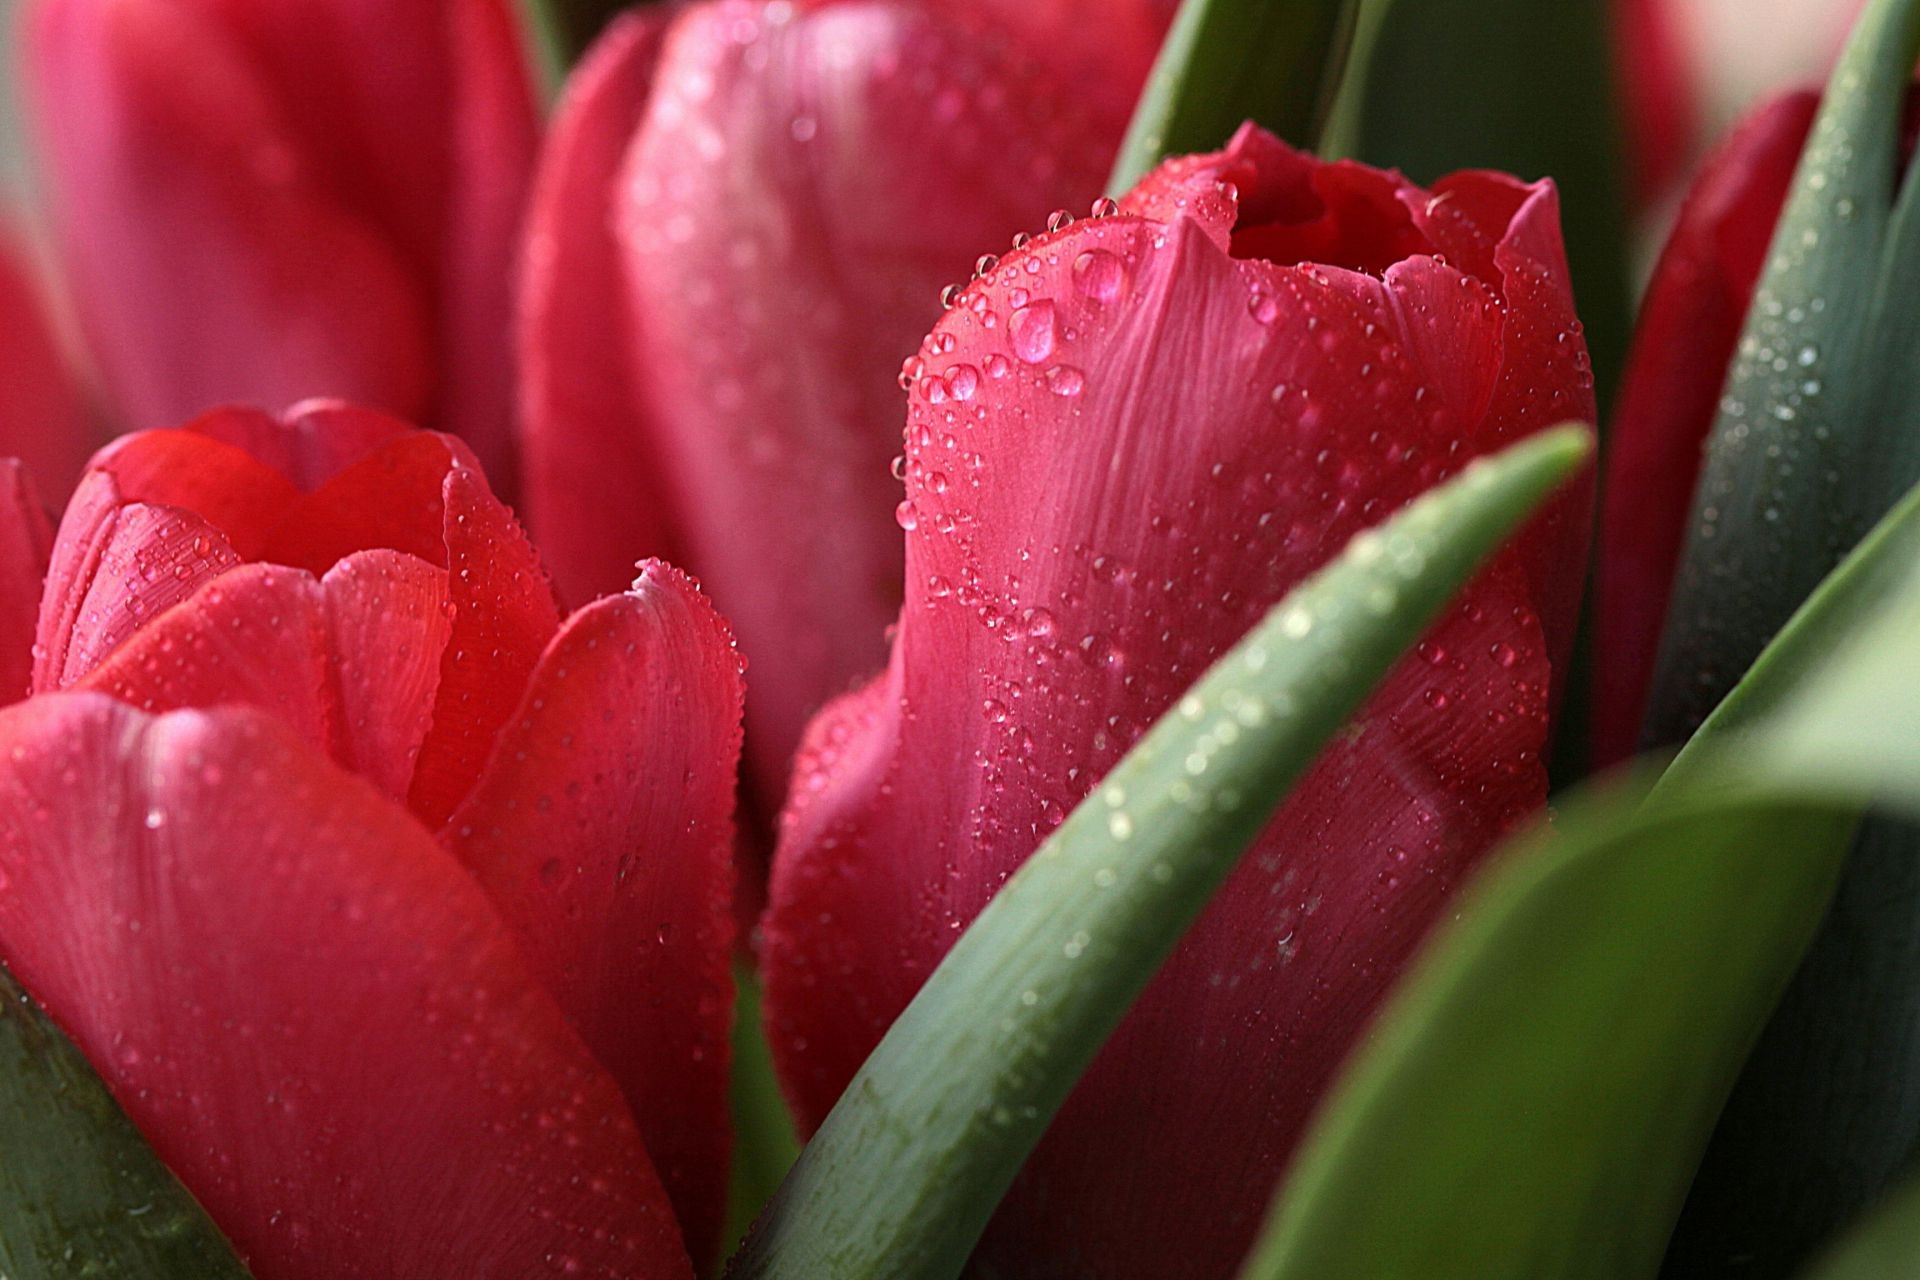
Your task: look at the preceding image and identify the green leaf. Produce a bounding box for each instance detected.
[726,426,1592,1280]
[722,964,801,1261]
[1643,0,1920,743]
[1321,0,1630,420]
[1798,1179,1920,1279]
[0,963,249,1278]
[1236,481,1920,1280]
[1108,0,1360,192]
[518,0,636,86]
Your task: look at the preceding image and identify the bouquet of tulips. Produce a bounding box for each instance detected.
[1,0,1918,1276]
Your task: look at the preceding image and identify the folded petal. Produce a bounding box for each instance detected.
[615,0,1139,799]
[764,130,1585,1279]
[187,400,413,492]
[321,550,453,799]
[449,561,743,1262]
[1592,92,1816,765]
[26,0,433,431]
[0,222,96,497]
[256,431,478,571]
[519,10,679,607]
[0,462,54,703]
[0,695,692,1279]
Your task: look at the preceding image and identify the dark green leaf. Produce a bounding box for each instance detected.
[519,0,637,85]
[722,964,801,1261]
[0,963,249,1278]
[1238,477,1920,1280]
[726,427,1591,1280]
[1108,0,1360,192]
[1798,1178,1920,1279]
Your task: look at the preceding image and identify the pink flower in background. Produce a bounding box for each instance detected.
[0,221,94,496]
[762,126,1595,1280]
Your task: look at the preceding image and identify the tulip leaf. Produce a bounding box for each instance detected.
[1797,1178,1920,1280]
[726,426,1592,1280]
[1109,0,1360,191]
[1323,0,1631,415]
[1235,481,1920,1280]
[722,965,802,1261]
[0,962,250,1278]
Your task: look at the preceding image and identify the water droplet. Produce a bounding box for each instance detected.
[1010,302,1059,364]
[1046,366,1085,397]
[1072,250,1127,303]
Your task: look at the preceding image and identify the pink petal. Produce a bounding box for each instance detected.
[519,10,679,607]
[448,561,743,1262]
[26,0,433,432]
[764,129,1585,1279]
[321,549,453,800]
[187,400,413,491]
[407,466,561,826]
[615,0,1142,800]
[1592,92,1817,765]
[0,221,96,498]
[0,461,54,703]
[83,427,303,558]
[0,695,693,1279]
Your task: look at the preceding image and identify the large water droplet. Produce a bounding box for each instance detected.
[1011,301,1059,364]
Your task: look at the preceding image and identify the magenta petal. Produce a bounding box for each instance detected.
[615,0,1138,800]
[764,129,1585,1279]
[27,0,433,432]
[519,10,678,607]
[0,461,53,703]
[0,695,693,1279]
[449,561,743,1261]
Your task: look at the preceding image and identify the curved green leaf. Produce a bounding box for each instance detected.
[0,963,249,1278]
[722,964,802,1262]
[1799,1179,1920,1279]
[1108,0,1359,192]
[727,427,1592,1280]
[1238,476,1920,1280]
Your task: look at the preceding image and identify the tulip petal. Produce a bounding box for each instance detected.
[187,401,413,492]
[1592,93,1817,766]
[27,0,433,431]
[765,130,1584,1279]
[0,461,53,704]
[321,550,453,800]
[84,427,302,559]
[520,9,678,607]
[408,466,562,825]
[256,431,479,572]
[0,223,95,497]
[616,0,1138,799]
[449,561,743,1261]
[0,695,693,1280]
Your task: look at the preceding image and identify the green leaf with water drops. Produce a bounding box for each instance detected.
[1236,480,1920,1280]
[0,962,250,1278]
[1108,0,1360,192]
[1321,0,1630,418]
[725,426,1591,1280]
[1796,1178,1920,1280]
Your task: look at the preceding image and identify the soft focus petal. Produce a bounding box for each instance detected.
[764,130,1588,1279]
[449,562,743,1262]
[519,10,678,607]
[610,0,1143,799]
[1592,92,1816,765]
[0,462,54,702]
[0,696,692,1279]
[27,0,434,430]
[0,223,95,496]
[1615,0,1699,201]
[1673,0,1864,134]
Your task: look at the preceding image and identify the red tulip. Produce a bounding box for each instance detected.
[0,404,743,1274]
[761,125,1595,1279]
[1593,91,1817,765]
[23,0,539,488]
[519,0,1172,800]
[0,221,95,496]
[1615,0,1699,201]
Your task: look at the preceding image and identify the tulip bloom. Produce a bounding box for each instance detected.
[519,0,1171,799]
[24,0,539,487]
[0,222,94,496]
[762,125,1595,1279]
[0,405,742,1275]
[1594,92,1817,764]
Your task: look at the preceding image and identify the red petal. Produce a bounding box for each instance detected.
[448,561,743,1262]
[0,222,96,498]
[83,426,302,558]
[519,10,679,607]
[407,466,561,826]
[764,129,1582,1278]
[1615,0,1699,201]
[321,549,453,800]
[256,431,476,572]
[27,0,433,432]
[1592,92,1816,765]
[0,461,54,703]
[41,500,242,690]
[615,0,1139,800]
[187,400,413,491]
[0,695,692,1279]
